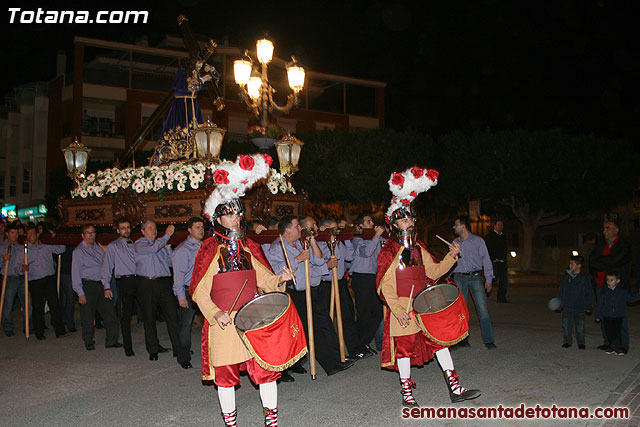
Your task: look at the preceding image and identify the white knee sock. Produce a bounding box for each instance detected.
[397,357,411,379]
[259,381,278,409]
[435,348,454,372]
[217,386,236,413]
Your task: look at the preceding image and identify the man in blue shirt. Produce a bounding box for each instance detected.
[72,225,121,350]
[16,225,67,340]
[1,223,30,337]
[350,214,385,355]
[172,216,204,369]
[135,219,179,361]
[267,215,354,377]
[102,217,138,356]
[452,215,497,349]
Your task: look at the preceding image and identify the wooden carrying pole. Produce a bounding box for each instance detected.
[329,243,346,363]
[56,254,62,296]
[24,243,29,341]
[0,246,11,328]
[303,241,317,380]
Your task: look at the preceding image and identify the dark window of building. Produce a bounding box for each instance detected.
[9,172,16,197]
[0,174,4,199]
[22,168,30,195]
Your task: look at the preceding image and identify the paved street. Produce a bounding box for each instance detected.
[1,284,639,426]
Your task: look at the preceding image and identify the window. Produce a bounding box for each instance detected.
[22,167,30,195]
[9,171,16,197]
[0,174,4,199]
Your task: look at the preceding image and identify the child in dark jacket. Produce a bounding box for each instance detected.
[595,271,640,355]
[557,255,593,349]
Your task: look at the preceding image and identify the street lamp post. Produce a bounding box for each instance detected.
[192,119,226,189]
[233,38,306,132]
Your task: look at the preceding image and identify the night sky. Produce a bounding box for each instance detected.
[3,0,639,140]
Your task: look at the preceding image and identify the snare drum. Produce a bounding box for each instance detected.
[235,292,307,371]
[412,283,469,346]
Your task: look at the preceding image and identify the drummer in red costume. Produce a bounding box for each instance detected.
[190,154,294,427]
[377,166,481,406]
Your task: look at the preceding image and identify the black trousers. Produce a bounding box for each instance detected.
[116,276,140,351]
[80,280,120,346]
[493,261,508,301]
[29,275,65,336]
[603,317,623,351]
[177,290,196,364]
[287,287,340,375]
[320,278,361,357]
[350,273,382,350]
[137,277,179,355]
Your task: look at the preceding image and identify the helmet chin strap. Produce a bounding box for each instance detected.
[393,227,416,249]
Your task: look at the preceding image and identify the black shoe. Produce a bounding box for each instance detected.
[365,344,378,355]
[561,343,572,348]
[458,340,471,347]
[106,342,123,349]
[36,334,46,341]
[125,348,135,357]
[485,342,496,350]
[4,330,15,337]
[180,361,192,369]
[290,364,307,374]
[190,350,194,355]
[68,327,77,333]
[578,345,586,350]
[354,347,374,360]
[56,330,70,338]
[85,343,96,351]
[620,347,628,354]
[158,345,169,353]
[497,299,510,303]
[279,371,295,382]
[597,344,611,351]
[327,360,355,376]
[149,353,158,361]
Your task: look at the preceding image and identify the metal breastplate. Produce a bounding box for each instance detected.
[398,245,423,270]
[217,238,252,273]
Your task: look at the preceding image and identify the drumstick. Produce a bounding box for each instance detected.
[279,235,298,288]
[227,279,249,315]
[436,234,453,247]
[406,284,415,314]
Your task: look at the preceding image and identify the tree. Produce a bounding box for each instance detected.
[439,129,638,270]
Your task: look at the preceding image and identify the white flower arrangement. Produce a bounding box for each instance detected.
[70,160,295,200]
[70,161,207,199]
[266,169,296,195]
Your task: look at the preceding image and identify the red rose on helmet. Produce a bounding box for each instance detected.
[214,169,230,184]
[262,153,273,166]
[239,155,255,171]
[392,172,405,187]
[426,169,439,181]
[400,199,410,206]
[411,167,423,178]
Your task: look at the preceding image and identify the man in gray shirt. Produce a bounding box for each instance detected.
[452,215,496,349]
[135,219,179,361]
[72,225,121,351]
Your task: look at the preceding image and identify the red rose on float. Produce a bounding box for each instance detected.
[214,169,230,184]
[401,199,410,206]
[410,191,417,197]
[241,180,248,185]
[239,155,255,171]
[426,169,439,181]
[391,173,405,186]
[262,154,273,166]
[412,167,423,178]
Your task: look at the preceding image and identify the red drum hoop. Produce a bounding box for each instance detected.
[412,283,469,346]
